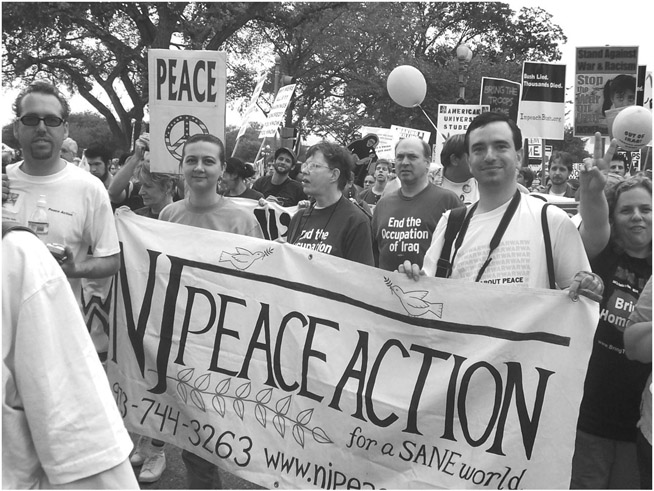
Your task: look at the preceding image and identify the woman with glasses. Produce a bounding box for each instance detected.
[286,141,374,265]
[571,135,652,489]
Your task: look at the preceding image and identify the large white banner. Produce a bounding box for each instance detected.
[109,209,598,489]
[148,49,227,174]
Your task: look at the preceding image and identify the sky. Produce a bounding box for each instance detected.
[2,0,653,129]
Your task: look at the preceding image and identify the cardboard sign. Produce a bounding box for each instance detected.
[260,85,297,139]
[574,46,639,137]
[434,104,490,166]
[389,125,431,143]
[519,62,566,139]
[148,49,227,174]
[480,77,521,123]
[238,73,268,139]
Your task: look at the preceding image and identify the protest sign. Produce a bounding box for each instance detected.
[355,125,432,162]
[390,125,431,143]
[148,49,227,174]
[434,104,489,166]
[358,126,398,160]
[108,209,598,489]
[644,69,653,111]
[519,62,566,140]
[237,73,268,139]
[231,198,296,241]
[480,77,521,123]
[260,85,297,139]
[574,46,639,137]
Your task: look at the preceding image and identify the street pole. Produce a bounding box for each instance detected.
[456,44,473,104]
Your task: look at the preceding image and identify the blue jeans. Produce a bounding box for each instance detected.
[181,449,223,489]
[570,429,640,489]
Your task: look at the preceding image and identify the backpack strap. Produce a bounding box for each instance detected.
[435,206,468,278]
[540,204,556,289]
[2,221,36,238]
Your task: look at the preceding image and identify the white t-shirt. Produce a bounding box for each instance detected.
[441,176,479,205]
[2,231,132,488]
[2,161,120,299]
[422,194,590,289]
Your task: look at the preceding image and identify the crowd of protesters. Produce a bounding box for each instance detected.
[2,80,651,489]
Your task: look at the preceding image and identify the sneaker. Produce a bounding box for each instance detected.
[129,436,149,466]
[138,446,166,483]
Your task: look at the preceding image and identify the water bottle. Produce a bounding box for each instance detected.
[28,195,49,237]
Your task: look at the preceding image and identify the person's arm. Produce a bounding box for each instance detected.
[53,459,138,489]
[107,136,148,203]
[578,133,617,260]
[2,172,9,202]
[343,215,375,266]
[624,321,652,362]
[624,279,652,362]
[60,251,120,279]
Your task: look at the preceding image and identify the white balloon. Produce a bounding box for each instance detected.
[612,106,653,151]
[387,65,427,108]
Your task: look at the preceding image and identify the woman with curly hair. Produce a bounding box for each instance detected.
[572,134,652,489]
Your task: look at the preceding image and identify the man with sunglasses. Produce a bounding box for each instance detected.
[2,81,120,356]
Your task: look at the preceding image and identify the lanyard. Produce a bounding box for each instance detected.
[452,189,522,282]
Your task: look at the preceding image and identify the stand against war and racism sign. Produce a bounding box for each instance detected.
[574,46,639,137]
[434,104,489,166]
[147,49,227,174]
[519,62,566,140]
[107,208,599,489]
[480,77,521,124]
[260,84,297,139]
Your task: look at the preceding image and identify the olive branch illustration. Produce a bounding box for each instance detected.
[170,367,333,448]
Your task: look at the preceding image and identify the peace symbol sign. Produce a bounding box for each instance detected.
[164,115,210,160]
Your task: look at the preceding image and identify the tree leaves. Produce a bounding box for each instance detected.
[3,2,567,151]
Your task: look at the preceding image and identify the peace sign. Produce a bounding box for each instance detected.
[580,132,619,195]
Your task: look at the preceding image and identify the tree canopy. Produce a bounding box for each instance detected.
[3,2,566,150]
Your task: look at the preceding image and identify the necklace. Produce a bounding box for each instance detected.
[291,196,342,245]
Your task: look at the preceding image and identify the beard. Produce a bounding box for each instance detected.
[29,141,55,160]
[275,164,291,175]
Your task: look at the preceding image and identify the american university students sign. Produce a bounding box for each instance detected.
[108,209,598,489]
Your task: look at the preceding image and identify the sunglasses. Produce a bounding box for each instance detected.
[19,115,66,127]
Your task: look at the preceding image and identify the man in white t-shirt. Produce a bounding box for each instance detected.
[400,111,601,299]
[2,81,120,354]
[2,228,137,489]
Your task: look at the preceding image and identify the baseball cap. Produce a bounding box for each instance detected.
[274,147,297,166]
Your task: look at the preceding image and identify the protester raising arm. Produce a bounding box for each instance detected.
[108,134,148,204]
[578,132,617,260]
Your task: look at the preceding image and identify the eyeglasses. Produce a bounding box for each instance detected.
[19,115,66,127]
[302,162,331,172]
